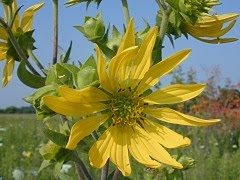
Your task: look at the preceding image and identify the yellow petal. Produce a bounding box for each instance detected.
[110,125,131,176]
[0,27,7,40]
[96,45,114,93]
[20,3,45,32]
[108,46,138,90]
[137,49,191,94]
[11,0,20,31]
[59,86,109,103]
[66,114,109,150]
[142,119,191,148]
[130,27,158,88]
[0,49,7,61]
[144,108,221,126]
[127,126,161,168]
[143,84,205,104]
[133,124,183,169]
[117,19,135,54]
[89,126,114,168]
[197,14,239,26]
[194,37,238,44]
[2,58,14,87]
[43,96,107,117]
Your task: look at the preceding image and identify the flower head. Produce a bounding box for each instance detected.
[184,13,239,44]
[44,19,220,176]
[0,0,44,87]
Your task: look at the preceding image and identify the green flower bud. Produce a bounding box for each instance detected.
[178,155,196,170]
[75,13,107,44]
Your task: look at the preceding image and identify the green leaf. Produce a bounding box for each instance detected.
[43,128,69,147]
[62,41,73,63]
[54,160,64,176]
[38,160,53,172]
[58,173,74,180]
[82,55,96,69]
[17,61,46,88]
[76,66,99,89]
[39,141,61,160]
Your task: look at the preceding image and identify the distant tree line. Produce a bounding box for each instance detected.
[0,106,35,114]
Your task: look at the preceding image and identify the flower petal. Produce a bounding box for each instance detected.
[110,125,131,176]
[96,45,114,93]
[0,49,7,61]
[0,27,7,40]
[197,14,239,26]
[133,124,183,169]
[143,84,205,104]
[2,58,14,87]
[117,19,135,54]
[43,96,107,117]
[108,46,138,90]
[20,3,45,31]
[144,108,221,126]
[89,126,114,168]
[193,37,238,44]
[59,86,109,103]
[142,119,191,148]
[137,49,191,94]
[127,126,161,168]
[66,114,109,150]
[129,27,158,88]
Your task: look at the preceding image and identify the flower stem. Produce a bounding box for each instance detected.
[101,160,109,180]
[121,0,130,26]
[158,0,172,41]
[52,0,58,65]
[112,168,120,180]
[74,152,93,180]
[74,162,85,180]
[0,17,41,76]
[27,49,46,76]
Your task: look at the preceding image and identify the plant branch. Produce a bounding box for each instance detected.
[0,17,41,76]
[121,0,130,25]
[101,160,109,180]
[52,0,59,64]
[27,49,46,76]
[112,168,120,180]
[74,152,93,180]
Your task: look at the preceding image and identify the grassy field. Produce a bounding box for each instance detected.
[0,114,240,180]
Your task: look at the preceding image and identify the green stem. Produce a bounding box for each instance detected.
[52,0,58,64]
[158,1,172,41]
[27,49,46,76]
[101,160,109,180]
[0,17,41,76]
[112,168,120,180]
[8,5,13,26]
[121,0,130,25]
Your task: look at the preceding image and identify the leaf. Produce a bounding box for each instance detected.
[38,160,53,172]
[62,41,73,63]
[76,66,99,89]
[82,55,96,69]
[43,128,69,147]
[17,61,46,88]
[54,160,64,176]
[58,173,74,180]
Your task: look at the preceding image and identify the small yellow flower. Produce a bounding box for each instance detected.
[184,13,239,44]
[0,0,44,87]
[44,19,220,176]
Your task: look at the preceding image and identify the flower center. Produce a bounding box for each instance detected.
[110,88,144,126]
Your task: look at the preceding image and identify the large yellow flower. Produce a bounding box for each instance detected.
[44,19,220,176]
[0,0,44,87]
[184,13,239,44]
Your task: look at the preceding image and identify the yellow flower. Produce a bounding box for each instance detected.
[0,0,44,87]
[44,19,220,176]
[184,13,239,44]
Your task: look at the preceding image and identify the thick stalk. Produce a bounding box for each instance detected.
[27,49,46,76]
[112,168,120,180]
[74,162,85,180]
[52,0,58,64]
[121,0,130,25]
[101,160,110,180]
[74,152,93,180]
[0,17,40,76]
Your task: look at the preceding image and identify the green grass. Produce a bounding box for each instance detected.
[0,115,240,179]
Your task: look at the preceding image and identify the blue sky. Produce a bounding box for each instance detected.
[0,0,239,108]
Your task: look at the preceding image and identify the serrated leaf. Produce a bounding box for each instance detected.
[43,128,69,147]
[17,61,46,88]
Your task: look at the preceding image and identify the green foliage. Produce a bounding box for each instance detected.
[17,61,46,89]
[66,0,102,8]
[1,0,13,6]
